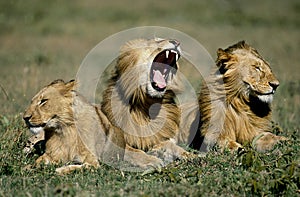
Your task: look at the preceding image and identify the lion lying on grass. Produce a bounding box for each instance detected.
[194,41,286,152]
[23,79,125,174]
[101,38,191,169]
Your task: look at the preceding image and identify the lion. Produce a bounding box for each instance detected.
[101,38,190,169]
[193,41,286,152]
[23,79,125,174]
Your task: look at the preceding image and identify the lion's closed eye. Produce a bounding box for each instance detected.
[39,99,48,106]
[253,65,261,72]
[252,65,266,78]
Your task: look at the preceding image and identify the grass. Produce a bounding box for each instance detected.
[0,118,299,196]
[0,0,299,196]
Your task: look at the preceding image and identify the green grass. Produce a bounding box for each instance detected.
[0,0,299,196]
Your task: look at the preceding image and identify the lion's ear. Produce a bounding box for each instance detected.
[65,79,77,91]
[216,48,235,74]
[60,79,77,95]
[217,48,228,59]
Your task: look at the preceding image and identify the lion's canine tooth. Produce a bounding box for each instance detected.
[166,50,169,58]
[176,54,179,61]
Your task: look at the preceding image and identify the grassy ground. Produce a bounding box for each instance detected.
[0,0,299,196]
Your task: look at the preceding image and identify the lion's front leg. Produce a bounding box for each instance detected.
[252,132,287,152]
[23,130,45,155]
[218,139,243,152]
[149,139,195,164]
[124,145,164,170]
[35,153,55,165]
[55,163,95,175]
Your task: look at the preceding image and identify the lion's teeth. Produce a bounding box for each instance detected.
[165,73,169,78]
[166,50,169,58]
[170,50,179,61]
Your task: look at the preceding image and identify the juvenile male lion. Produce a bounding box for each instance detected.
[23,79,125,174]
[195,41,286,152]
[101,38,189,169]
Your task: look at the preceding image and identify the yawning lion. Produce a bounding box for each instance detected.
[101,38,190,169]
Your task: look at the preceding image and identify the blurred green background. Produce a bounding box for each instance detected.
[0,0,299,129]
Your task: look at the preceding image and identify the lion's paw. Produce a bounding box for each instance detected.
[124,146,164,171]
[55,164,86,175]
[23,131,45,155]
[253,132,287,152]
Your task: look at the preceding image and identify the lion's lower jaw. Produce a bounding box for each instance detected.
[257,94,273,104]
[146,83,166,98]
[29,127,44,135]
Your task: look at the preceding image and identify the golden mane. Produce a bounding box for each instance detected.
[102,39,179,150]
[194,41,286,152]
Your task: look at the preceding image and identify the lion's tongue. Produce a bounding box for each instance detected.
[153,70,166,89]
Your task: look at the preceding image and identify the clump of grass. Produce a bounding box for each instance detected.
[139,135,299,196]
[236,142,299,195]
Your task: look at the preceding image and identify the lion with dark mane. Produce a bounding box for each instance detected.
[194,41,286,152]
[23,79,125,174]
[101,38,189,169]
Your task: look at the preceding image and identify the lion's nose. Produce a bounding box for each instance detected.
[269,81,279,91]
[169,39,180,47]
[23,115,32,125]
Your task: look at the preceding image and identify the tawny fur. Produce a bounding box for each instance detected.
[23,80,125,174]
[101,38,190,168]
[195,41,286,152]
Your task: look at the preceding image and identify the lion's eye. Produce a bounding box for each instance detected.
[39,98,48,106]
[254,65,262,72]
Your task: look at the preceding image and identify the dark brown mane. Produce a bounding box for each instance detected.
[49,79,65,85]
[222,40,264,62]
[224,40,248,53]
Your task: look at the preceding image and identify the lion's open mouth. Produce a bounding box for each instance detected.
[150,49,180,91]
